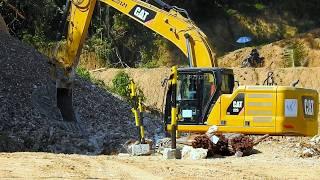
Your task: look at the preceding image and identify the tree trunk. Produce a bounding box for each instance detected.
[0,14,9,35]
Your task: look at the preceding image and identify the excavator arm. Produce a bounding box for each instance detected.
[53,0,216,121]
[55,0,216,70]
[99,0,216,67]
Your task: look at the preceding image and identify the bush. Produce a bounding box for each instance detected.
[283,40,308,67]
[112,71,131,97]
[84,33,113,67]
[111,71,146,103]
[76,67,91,81]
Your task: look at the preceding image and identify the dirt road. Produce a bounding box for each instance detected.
[0,142,319,179]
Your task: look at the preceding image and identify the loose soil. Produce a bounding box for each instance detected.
[0,139,319,179]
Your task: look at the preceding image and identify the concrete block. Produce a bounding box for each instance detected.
[181,146,193,159]
[163,148,181,159]
[131,144,151,156]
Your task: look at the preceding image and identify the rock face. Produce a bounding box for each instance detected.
[0,33,162,154]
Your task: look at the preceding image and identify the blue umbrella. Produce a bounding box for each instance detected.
[236,36,252,44]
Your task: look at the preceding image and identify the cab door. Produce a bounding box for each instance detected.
[220,74,245,127]
[176,71,217,125]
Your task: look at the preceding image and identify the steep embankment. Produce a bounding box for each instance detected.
[219,29,320,68]
[0,33,162,154]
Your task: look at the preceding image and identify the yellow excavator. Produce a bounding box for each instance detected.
[52,0,318,138]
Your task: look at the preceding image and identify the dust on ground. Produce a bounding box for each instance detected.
[0,139,319,179]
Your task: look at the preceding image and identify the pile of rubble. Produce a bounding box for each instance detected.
[157,126,268,160]
[299,135,320,158]
[191,133,256,158]
[0,33,163,154]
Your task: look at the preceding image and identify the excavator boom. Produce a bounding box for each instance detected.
[53,0,217,122]
[99,0,216,67]
[55,0,216,70]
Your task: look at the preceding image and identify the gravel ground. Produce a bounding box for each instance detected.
[0,33,163,154]
[0,139,319,179]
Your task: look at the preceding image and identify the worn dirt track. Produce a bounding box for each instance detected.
[0,141,319,179]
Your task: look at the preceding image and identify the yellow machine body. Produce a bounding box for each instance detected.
[54,0,318,136]
[168,86,318,136]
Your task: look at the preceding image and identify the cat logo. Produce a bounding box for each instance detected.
[303,96,314,117]
[233,101,243,108]
[134,7,149,21]
[129,5,156,23]
[227,93,244,115]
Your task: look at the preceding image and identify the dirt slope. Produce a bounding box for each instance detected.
[91,68,171,111]
[219,29,320,68]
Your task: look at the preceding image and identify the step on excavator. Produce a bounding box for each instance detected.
[49,0,318,139]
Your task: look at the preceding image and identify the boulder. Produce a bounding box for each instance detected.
[131,144,151,156]
[182,146,208,160]
[163,148,181,159]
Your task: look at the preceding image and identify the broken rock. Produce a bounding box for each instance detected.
[310,135,320,144]
[163,148,181,159]
[302,148,316,157]
[131,144,151,156]
[182,146,208,160]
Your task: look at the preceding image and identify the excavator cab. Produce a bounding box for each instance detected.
[164,68,234,127]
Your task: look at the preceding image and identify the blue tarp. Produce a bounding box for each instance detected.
[236,36,252,44]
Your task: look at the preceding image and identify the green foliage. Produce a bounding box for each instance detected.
[76,67,91,81]
[226,9,238,16]
[283,40,308,67]
[21,31,47,49]
[84,33,113,67]
[112,71,131,97]
[76,67,107,89]
[2,0,320,67]
[254,3,266,10]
